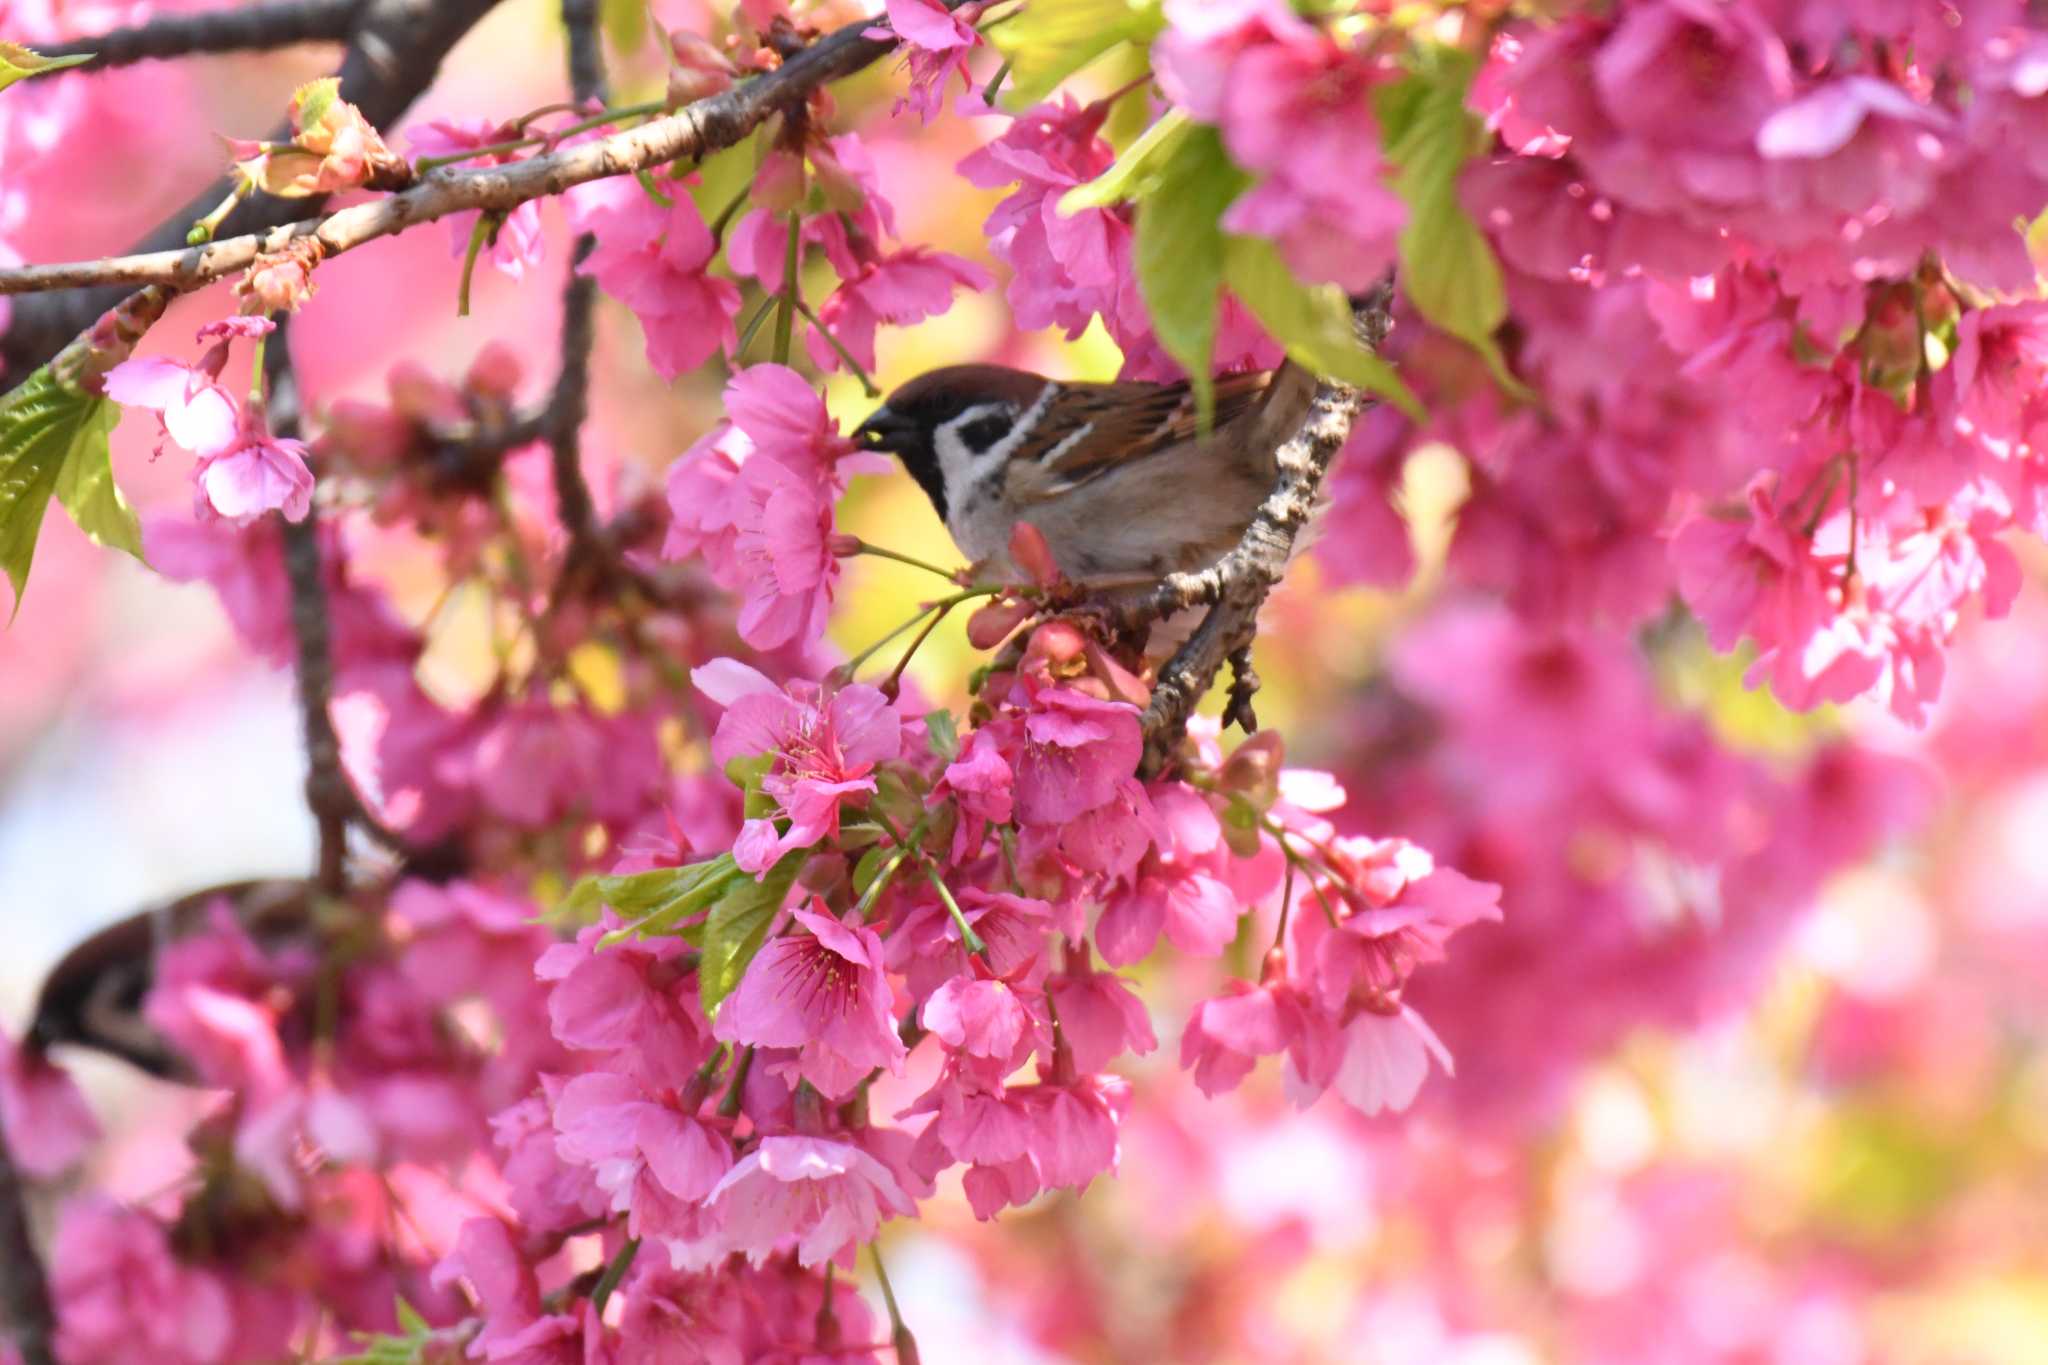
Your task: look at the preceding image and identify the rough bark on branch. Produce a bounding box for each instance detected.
[0,6,927,308]
[1138,284,1398,771]
[38,0,368,72]
[0,0,508,388]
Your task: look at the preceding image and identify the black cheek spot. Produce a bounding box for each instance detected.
[958,414,1012,451]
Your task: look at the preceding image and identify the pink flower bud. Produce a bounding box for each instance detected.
[465,342,524,399]
[667,31,736,105]
[967,597,1036,649]
[1009,521,1062,587]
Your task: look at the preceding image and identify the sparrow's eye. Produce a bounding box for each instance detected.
[956,412,1012,452]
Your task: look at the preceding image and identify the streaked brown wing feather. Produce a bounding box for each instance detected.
[1010,371,1277,501]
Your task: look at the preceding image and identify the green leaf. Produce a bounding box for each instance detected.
[581,853,742,946]
[1223,236,1424,420]
[1133,124,1249,430]
[1375,47,1529,399]
[699,850,806,1013]
[1057,108,1192,213]
[989,0,1163,105]
[0,365,142,618]
[0,42,91,94]
[925,709,960,762]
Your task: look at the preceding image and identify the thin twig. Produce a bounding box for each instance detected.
[0,0,512,387]
[0,1124,57,1365]
[546,0,610,576]
[0,3,947,303]
[267,323,352,895]
[38,0,367,71]
[1135,283,1398,771]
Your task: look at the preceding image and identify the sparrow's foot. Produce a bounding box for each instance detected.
[1222,644,1261,733]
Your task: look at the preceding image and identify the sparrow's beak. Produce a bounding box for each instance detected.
[854,406,915,455]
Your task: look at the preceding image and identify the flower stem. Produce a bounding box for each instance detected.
[773,213,801,366]
[456,212,499,317]
[414,99,667,171]
[716,1046,755,1119]
[883,599,959,698]
[924,865,988,956]
[870,1242,921,1363]
[793,296,879,397]
[187,176,253,246]
[589,1237,640,1315]
[850,539,962,583]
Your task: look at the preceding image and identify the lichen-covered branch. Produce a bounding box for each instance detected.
[37,0,368,72]
[0,1126,57,1365]
[0,6,924,304]
[1138,285,1397,769]
[0,0,508,387]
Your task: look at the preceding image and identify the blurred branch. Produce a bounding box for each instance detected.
[0,1126,57,1365]
[265,321,396,892]
[1136,283,1398,770]
[548,0,609,571]
[0,5,930,303]
[0,0,510,388]
[37,0,369,72]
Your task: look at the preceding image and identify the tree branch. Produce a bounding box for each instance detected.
[1137,284,1398,771]
[0,1125,57,1365]
[265,320,397,892]
[0,7,915,303]
[0,0,510,388]
[37,0,368,72]
[548,0,609,564]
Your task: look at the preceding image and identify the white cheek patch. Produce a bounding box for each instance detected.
[935,384,1060,517]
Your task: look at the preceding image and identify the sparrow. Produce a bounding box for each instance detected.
[852,362,1319,589]
[27,879,314,1079]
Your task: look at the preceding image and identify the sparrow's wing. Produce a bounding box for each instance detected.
[1008,371,1277,500]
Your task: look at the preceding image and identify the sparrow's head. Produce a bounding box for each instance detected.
[855,365,1053,519]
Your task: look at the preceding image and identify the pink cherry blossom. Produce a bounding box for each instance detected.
[578,186,742,380]
[704,1134,915,1267]
[693,659,903,872]
[406,117,546,280]
[958,97,1130,339]
[1011,685,1143,825]
[713,903,907,1099]
[806,246,991,374]
[883,0,983,121]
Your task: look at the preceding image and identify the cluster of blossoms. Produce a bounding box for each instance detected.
[10,0,2048,1360]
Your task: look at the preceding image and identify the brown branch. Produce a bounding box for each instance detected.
[548,0,609,564]
[1137,284,1397,771]
[0,5,919,304]
[265,321,352,894]
[37,0,368,72]
[0,0,510,388]
[0,1124,57,1365]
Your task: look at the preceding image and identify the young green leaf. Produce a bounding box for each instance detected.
[989,0,1163,106]
[0,42,92,94]
[0,365,142,618]
[1133,124,1250,430]
[1223,235,1424,420]
[1057,108,1192,213]
[925,709,961,762]
[1375,47,1529,399]
[583,853,744,946]
[699,850,806,1012]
